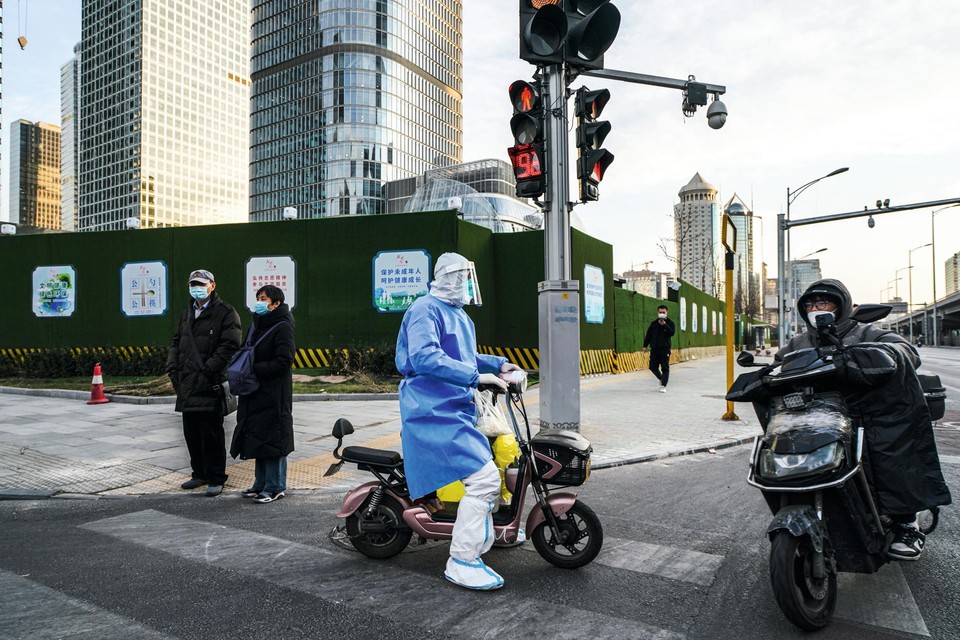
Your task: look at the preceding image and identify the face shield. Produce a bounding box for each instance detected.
[431,254,482,307]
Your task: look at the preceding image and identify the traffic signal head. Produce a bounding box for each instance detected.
[575,87,610,120]
[507,80,547,199]
[574,85,613,202]
[577,150,614,201]
[519,0,620,70]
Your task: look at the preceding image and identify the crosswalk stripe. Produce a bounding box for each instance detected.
[835,564,930,636]
[939,454,960,464]
[0,569,173,639]
[521,535,722,586]
[82,510,685,640]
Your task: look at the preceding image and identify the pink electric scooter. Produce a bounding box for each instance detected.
[326,381,603,568]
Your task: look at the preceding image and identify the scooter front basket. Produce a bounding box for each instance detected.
[531,430,592,486]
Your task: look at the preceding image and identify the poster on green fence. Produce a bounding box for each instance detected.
[33,265,76,317]
[121,261,168,317]
[583,264,605,324]
[245,256,297,311]
[373,250,430,313]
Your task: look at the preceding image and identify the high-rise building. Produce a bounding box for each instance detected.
[946,251,960,297]
[9,120,62,229]
[724,194,763,317]
[674,173,721,296]
[786,258,823,333]
[78,1,249,231]
[60,44,80,232]
[249,0,464,221]
[1,0,4,217]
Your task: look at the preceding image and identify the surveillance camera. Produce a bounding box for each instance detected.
[706,99,728,130]
[282,206,298,220]
[447,196,463,211]
[125,217,141,230]
[868,215,875,229]
[0,223,16,236]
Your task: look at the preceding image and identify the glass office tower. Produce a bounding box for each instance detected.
[78,0,249,231]
[249,0,463,221]
[60,45,80,232]
[10,121,62,230]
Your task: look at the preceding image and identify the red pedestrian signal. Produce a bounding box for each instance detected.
[507,80,547,198]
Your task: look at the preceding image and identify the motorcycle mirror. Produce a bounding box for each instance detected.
[736,351,755,367]
[332,418,354,439]
[849,303,892,324]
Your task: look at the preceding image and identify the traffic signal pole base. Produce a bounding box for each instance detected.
[538,280,581,432]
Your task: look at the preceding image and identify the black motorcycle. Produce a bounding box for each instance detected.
[729,304,943,631]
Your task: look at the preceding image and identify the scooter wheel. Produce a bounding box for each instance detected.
[769,532,837,631]
[531,500,603,569]
[345,494,412,559]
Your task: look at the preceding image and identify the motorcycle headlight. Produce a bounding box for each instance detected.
[758,442,844,480]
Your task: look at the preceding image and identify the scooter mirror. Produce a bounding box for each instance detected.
[332,418,354,439]
[737,351,755,367]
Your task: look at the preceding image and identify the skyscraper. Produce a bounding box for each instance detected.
[249,0,464,221]
[9,120,62,229]
[724,193,763,317]
[78,1,249,231]
[1,0,4,217]
[674,173,721,296]
[60,44,80,232]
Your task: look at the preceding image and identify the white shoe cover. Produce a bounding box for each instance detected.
[444,556,504,590]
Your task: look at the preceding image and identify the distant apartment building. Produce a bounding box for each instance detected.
[946,251,960,296]
[78,0,249,231]
[723,194,763,317]
[674,173,721,296]
[60,44,80,232]
[785,258,823,333]
[619,266,672,299]
[249,0,463,221]
[9,121,62,229]
[764,275,779,326]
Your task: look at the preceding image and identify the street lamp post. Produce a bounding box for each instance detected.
[908,243,932,343]
[931,204,960,347]
[778,167,849,347]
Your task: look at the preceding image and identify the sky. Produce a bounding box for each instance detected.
[4,0,960,309]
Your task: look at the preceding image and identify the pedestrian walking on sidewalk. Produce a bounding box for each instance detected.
[230,285,296,504]
[643,304,675,393]
[166,269,241,497]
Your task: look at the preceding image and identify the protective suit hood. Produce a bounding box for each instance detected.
[430,252,482,308]
[798,278,854,335]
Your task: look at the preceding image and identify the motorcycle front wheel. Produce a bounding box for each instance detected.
[345,493,412,559]
[532,500,603,569]
[769,532,837,631]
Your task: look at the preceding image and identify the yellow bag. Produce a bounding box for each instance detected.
[436,435,520,504]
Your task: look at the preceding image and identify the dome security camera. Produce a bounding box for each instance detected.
[868,216,876,229]
[282,207,298,220]
[707,99,728,130]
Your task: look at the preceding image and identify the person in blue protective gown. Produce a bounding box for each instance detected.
[395,252,523,591]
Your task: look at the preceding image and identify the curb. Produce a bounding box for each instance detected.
[0,386,398,404]
[591,434,756,470]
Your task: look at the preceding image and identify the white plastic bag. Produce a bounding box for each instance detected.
[474,389,512,437]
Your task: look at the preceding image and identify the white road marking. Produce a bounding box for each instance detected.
[82,510,684,640]
[835,563,930,637]
[0,569,173,639]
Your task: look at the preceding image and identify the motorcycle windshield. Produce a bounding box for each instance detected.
[766,395,852,438]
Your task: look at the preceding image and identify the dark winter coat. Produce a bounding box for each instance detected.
[774,279,951,514]
[166,292,242,413]
[231,304,296,460]
[643,317,675,351]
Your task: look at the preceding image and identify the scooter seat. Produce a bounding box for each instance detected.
[342,446,401,467]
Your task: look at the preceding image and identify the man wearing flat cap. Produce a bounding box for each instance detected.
[166,269,241,497]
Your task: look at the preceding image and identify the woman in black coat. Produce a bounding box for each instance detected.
[231,285,296,503]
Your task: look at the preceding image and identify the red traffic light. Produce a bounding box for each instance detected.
[509,80,540,114]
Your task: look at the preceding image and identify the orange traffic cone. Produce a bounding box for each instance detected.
[87,362,110,405]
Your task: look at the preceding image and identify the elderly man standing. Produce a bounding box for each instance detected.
[166,269,241,497]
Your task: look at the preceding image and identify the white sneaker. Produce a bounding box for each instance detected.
[659,386,667,393]
[444,556,504,590]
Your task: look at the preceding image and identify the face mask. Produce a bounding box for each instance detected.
[658,312,667,319]
[807,310,834,327]
[254,301,271,316]
[189,286,209,301]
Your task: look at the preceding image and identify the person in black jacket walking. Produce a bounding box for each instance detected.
[230,285,296,503]
[643,304,676,393]
[166,269,242,497]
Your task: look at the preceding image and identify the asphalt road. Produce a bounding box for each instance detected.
[2,432,957,640]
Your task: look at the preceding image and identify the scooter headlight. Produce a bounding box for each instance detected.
[758,442,844,480]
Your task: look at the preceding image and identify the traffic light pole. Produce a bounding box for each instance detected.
[539,63,581,431]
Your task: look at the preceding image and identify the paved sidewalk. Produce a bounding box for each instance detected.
[0,355,761,499]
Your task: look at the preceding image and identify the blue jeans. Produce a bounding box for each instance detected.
[254,456,288,494]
